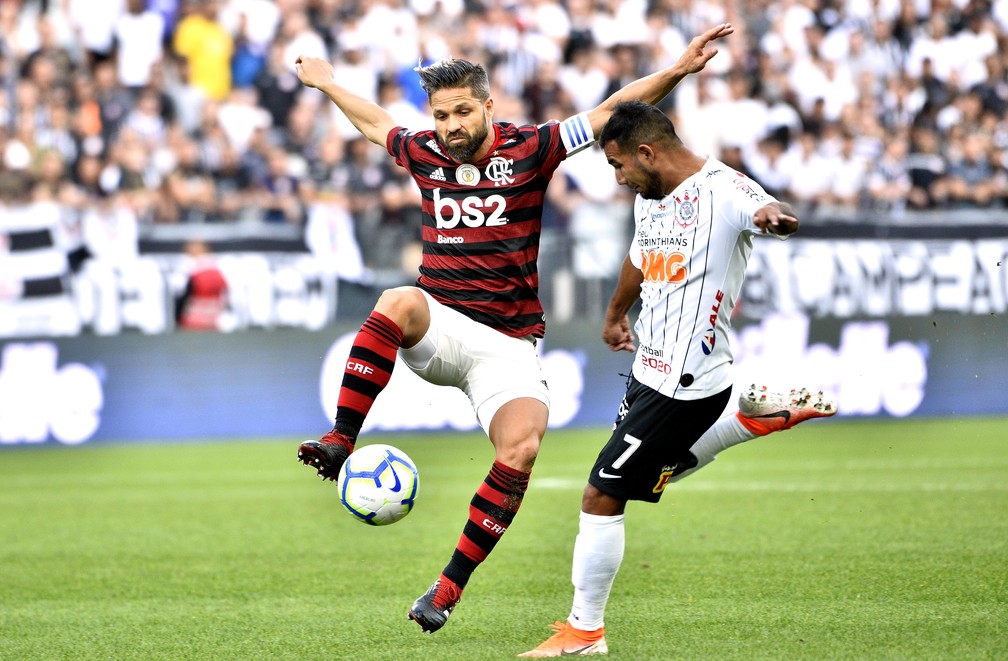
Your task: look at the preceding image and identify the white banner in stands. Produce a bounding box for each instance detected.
[740,238,1008,319]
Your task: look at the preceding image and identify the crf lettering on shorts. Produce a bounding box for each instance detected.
[652,469,674,493]
[483,519,507,535]
[640,250,687,283]
[346,361,374,376]
[433,188,509,228]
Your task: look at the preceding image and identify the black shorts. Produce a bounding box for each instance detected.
[588,375,732,503]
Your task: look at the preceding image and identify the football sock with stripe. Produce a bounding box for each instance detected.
[569,511,625,631]
[670,413,755,482]
[441,460,531,590]
[333,311,403,439]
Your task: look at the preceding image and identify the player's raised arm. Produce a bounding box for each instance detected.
[585,23,734,136]
[295,54,398,147]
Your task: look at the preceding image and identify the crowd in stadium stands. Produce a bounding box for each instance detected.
[1,0,1008,277]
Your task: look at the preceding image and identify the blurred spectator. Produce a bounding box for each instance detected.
[375,163,423,276]
[557,41,609,112]
[113,0,165,92]
[172,0,233,101]
[523,58,571,123]
[865,133,913,213]
[93,58,133,145]
[68,0,124,66]
[276,8,328,76]
[907,122,943,207]
[215,86,272,154]
[973,52,1008,118]
[77,188,165,334]
[161,55,207,134]
[327,30,377,139]
[304,190,368,284]
[787,130,833,214]
[253,40,302,130]
[823,129,869,211]
[220,0,281,54]
[332,137,389,265]
[944,130,1005,208]
[175,238,229,330]
[156,134,218,223]
[254,146,306,225]
[122,88,168,148]
[743,127,793,200]
[19,13,76,84]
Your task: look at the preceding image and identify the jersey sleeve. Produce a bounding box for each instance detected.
[725,170,786,238]
[387,126,411,169]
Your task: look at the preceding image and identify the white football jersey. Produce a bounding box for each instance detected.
[628,157,789,400]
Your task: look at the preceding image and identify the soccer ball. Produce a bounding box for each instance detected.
[337,444,418,526]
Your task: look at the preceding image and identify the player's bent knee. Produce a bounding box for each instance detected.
[495,435,540,472]
[374,287,429,342]
[581,483,625,516]
[375,286,424,314]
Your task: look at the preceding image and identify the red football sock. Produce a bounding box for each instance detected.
[333,311,403,437]
[442,460,531,589]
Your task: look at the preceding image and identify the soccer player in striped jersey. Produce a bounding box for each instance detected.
[519,101,836,657]
[293,24,734,634]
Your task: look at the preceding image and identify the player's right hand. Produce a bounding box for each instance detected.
[603,317,637,352]
[294,55,334,89]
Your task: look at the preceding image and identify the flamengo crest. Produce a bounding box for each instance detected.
[485,156,514,187]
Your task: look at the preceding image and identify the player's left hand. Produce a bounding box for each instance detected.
[677,23,735,75]
[754,203,799,236]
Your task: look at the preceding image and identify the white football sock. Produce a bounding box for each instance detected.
[568,511,624,631]
[671,412,756,482]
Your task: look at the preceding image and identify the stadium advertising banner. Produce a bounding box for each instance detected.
[739,238,1008,319]
[0,312,1004,446]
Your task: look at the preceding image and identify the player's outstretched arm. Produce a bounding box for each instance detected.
[295,55,397,147]
[585,23,734,135]
[753,201,800,236]
[602,256,645,352]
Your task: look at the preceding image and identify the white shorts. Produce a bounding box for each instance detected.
[399,291,550,435]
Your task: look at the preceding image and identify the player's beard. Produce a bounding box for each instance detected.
[636,166,667,200]
[441,119,489,163]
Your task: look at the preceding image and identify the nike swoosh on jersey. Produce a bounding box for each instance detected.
[597,468,621,479]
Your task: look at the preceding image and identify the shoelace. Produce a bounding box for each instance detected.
[432,581,462,608]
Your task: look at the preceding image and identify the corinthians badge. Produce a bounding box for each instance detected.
[674,187,700,228]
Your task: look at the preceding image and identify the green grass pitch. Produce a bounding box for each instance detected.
[2,417,1006,660]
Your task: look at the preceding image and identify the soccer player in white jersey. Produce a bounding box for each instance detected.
[520,100,836,658]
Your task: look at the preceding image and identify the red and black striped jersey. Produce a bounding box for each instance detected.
[387,115,593,338]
